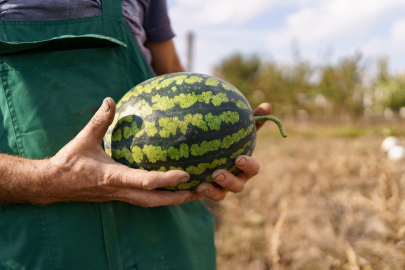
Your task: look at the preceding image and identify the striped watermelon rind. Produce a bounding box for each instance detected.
[103,72,256,191]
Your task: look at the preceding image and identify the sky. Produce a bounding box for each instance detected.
[167,0,405,76]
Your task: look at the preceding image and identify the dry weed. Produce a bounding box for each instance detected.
[210,124,405,270]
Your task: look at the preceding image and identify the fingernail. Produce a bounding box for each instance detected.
[178,176,189,184]
[202,189,210,195]
[183,196,193,203]
[237,157,247,166]
[213,173,225,182]
[102,99,110,112]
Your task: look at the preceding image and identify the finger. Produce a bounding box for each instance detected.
[103,165,190,190]
[196,183,228,201]
[197,156,260,195]
[115,188,194,207]
[192,193,203,201]
[77,97,116,145]
[235,155,260,177]
[210,169,245,193]
[253,103,272,131]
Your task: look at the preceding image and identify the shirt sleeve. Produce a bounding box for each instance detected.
[143,0,175,43]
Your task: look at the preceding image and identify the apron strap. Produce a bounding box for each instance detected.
[101,0,123,18]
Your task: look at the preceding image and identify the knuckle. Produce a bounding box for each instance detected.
[102,170,117,186]
[234,184,244,193]
[109,190,122,200]
[165,171,184,186]
[50,150,77,173]
[171,198,182,206]
[144,197,160,208]
[90,113,105,128]
[141,179,155,191]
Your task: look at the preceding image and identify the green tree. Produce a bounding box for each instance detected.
[213,53,261,98]
[253,60,313,115]
[315,53,364,116]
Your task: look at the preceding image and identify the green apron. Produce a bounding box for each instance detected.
[0,1,216,269]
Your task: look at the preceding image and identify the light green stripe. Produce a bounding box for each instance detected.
[112,147,134,163]
[158,111,238,138]
[185,76,204,84]
[122,121,157,139]
[116,92,248,122]
[205,78,219,86]
[157,166,167,172]
[205,111,239,130]
[206,175,214,183]
[137,121,158,137]
[222,83,246,98]
[186,158,227,175]
[120,92,230,118]
[119,75,189,102]
[177,180,200,190]
[117,124,253,164]
[119,115,133,124]
[230,141,252,159]
[159,116,189,138]
[137,143,190,163]
[190,124,254,156]
[112,129,122,142]
[230,148,244,159]
[151,91,229,112]
[123,122,141,139]
[142,145,168,163]
[228,165,238,173]
[232,99,249,110]
[131,146,143,163]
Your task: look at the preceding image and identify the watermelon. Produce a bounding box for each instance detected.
[103,72,286,191]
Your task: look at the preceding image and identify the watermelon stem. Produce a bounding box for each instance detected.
[254,115,288,138]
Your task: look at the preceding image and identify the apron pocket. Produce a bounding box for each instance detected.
[0,36,125,158]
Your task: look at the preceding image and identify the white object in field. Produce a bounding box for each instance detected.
[388,145,405,161]
[400,107,405,119]
[381,136,399,152]
[297,109,309,123]
[384,108,394,120]
[252,90,265,102]
[315,94,327,108]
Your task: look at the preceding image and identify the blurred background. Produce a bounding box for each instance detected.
[168,1,405,269]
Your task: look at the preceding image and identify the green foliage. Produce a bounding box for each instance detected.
[213,52,405,118]
[213,53,261,98]
[253,60,313,115]
[377,76,405,112]
[314,53,364,116]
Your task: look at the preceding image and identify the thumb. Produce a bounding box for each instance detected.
[77,97,116,145]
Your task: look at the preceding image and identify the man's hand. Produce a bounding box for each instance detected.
[194,103,272,201]
[0,98,194,207]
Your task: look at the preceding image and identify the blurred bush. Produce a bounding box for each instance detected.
[213,53,405,120]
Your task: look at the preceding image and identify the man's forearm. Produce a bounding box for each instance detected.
[145,40,185,75]
[0,153,53,204]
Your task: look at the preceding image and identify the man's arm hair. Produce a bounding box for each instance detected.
[0,153,53,204]
[145,39,184,75]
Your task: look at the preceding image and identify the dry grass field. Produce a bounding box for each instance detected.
[207,121,405,270]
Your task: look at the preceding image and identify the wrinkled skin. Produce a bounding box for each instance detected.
[194,103,271,202]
